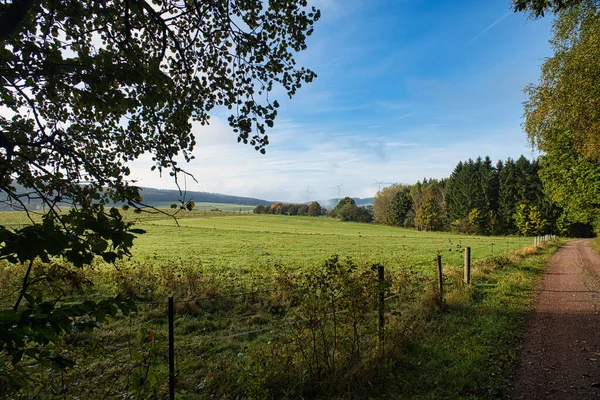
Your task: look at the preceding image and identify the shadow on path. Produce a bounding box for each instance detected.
[510,239,600,399]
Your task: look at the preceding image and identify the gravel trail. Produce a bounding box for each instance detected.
[511,239,600,399]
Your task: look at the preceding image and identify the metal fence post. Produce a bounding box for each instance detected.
[378,265,385,357]
[437,255,443,305]
[169,296,175,400]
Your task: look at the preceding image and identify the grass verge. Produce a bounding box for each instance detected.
[384,240,565,399]
[590,237,600,254]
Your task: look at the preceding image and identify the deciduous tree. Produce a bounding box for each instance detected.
[513,0,587,17]
[308,201,322,217]
[373,184,403,225]
[522,1,600,228]
[0,0,319,381]
[523,1,600,161]
[412,179,447,231]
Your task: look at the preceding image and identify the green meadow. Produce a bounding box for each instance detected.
[130,212,532,272]
[0,207,537,271]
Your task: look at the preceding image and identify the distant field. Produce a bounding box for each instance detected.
[141,202,255,212]
[0,210,535,273]
[0,203,253,226]
[131,213,532,274]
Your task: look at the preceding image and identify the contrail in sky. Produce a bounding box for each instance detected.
[471,12,512,42]
[311,56,344,68]
[322,56,344,66]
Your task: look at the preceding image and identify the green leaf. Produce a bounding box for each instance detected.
[0,310,18,323]
[23,293,35,306]
[11,350,24,365]
[102,252,118,263]
[50,355,75,370]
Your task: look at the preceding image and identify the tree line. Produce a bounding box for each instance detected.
[373,155,591,236]
[254,201,326,217]
[254,198,374,222]
[254,154,593,237]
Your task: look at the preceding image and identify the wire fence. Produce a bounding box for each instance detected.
[55,249,469,397]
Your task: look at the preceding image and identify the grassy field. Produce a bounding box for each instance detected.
[130,213,533,272]
[0,203,253,226]
[0,211,563,399]
[0,209,535,272]
[143,202,256,212]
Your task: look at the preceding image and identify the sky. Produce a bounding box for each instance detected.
[128,0,555,204]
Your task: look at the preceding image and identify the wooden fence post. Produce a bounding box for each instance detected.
[169,296,175,400]
[436,255,443,305]
[378,265,385,357]
[464,247,471,285]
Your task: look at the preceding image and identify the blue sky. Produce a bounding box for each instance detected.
[130,0,554,204]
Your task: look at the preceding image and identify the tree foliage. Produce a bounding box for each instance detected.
[332,197,356,215]
[440,155,564,235]
[373,184,403,225]
[445,157,499,234]
[257,201,323,216]
[412,179,446,231]
[331,197,372,223]
[513,0,589,17]
[538,132,600,226]
[390,186,413,227]
[514,203,548,235]
[445,157,498,233]
[523,1,600,162]
[522,1,600,228]
[308,201,323,217]
[0,0,319,378]
[253,204,267,214]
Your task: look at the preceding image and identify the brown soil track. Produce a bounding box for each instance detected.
[510,239,600,399]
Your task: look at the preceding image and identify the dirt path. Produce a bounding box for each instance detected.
[510,239,600,399]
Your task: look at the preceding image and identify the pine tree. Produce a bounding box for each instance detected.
[498,158,518,234]
[391,186,413,227]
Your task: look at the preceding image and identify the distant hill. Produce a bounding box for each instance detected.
[0,184,373,211]
[319,197,374,210]
[354,197,374,206]
[0,185,273,211]
[138,187,273,207]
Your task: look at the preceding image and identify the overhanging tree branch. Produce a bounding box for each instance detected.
[0,0,36,42]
